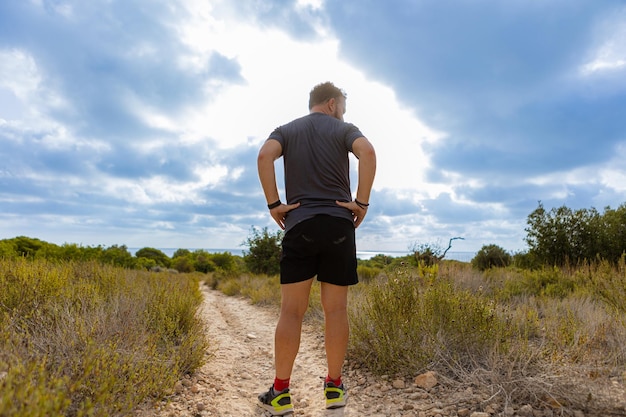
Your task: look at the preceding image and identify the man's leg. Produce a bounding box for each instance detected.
[274,277,314,379]
[320,282,349,379]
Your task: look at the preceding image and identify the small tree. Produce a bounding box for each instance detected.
[193,250,216,273]
[471,244,511,271]
[135,247,170,268]
[171,255,195,273]
[0,240,17,258]
[101,244,135,268]
[243,227,283,275]
[12,236,45,258]
[173,248,191,258]
[211,252,236,272]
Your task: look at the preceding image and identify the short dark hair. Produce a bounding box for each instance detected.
[308,82,346,110]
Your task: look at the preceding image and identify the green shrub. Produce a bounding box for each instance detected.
[210,252,236,271]
[243,227,282,275]
[217,277,243,296]
[239,274,282,306]
[0,240,17,258]
[494,267,578,300]
[471,244,512,271]
[193,251,217,273]
[359,254,395,269]
[101,245,135,268]
[171,255,195,273]
[134,247,170,268]
[356,265,381,282]
[349,266,513,376]
[584,255,626,313]
[0,360,71,417]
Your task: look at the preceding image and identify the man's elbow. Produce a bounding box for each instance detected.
[257,148,274,166]
[362,145,376,164]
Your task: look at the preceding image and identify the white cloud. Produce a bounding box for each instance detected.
[168,0,446,198]
[0,49,41,99]
[296,0,325,11]
[582,59,626,74]
[580,8,626,76]
[600,142,626,193]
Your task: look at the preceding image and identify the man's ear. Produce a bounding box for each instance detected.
[327,97,336,112]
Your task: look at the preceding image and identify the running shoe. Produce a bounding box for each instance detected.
[324,381,348,409]
[258,385,293,415]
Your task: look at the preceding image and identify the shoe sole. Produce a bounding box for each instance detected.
[257,402,294,416]
[325,393,348,409]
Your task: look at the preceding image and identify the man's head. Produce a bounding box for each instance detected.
[309,82,347,121]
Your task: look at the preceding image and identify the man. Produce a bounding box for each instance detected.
[257,81,376,415]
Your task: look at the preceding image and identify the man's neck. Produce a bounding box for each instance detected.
[310,105,330,116]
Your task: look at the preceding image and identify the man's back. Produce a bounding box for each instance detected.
[267,112,364,231]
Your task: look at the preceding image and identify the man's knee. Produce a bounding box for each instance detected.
[280,297,310,319]
[321,288,348,314]
[322,303,347,316]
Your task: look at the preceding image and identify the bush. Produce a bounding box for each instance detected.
[243,227,282,275]
[193,251,217,273]
[581,255,626,314]
[359,254,395,269]
[101,244,135,268]
[0,258,208,416]
[349,265,513,376]
[209,252,232,270]
[524,201,626,266]
[494,267,578,300]
[172,255,195,273]
[134,247,171,268]
[0,240,17,258]
[471,244,511,271]
[240,274,282,306]
[357,265,381,282]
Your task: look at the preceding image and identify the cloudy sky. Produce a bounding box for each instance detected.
[1,0,625,256]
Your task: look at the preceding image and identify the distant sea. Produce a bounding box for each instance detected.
[129,248,476,263]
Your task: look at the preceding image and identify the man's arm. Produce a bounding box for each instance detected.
[336,136,376,228]
[352,137,376,206]
[257,139,300,230]
[257,139,282,205]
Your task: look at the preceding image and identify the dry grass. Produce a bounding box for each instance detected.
[0,258,208,417]
[349,261,626,413]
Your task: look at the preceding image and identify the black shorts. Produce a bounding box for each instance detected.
[280,215,358,286]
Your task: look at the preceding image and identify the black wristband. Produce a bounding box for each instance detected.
[354,199,369,209]
[267,200,281,209]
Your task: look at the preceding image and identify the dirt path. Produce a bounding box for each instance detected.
[140,284,370,416]
[138,284,626,417]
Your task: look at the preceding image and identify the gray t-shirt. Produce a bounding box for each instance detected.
[268,112,365,232]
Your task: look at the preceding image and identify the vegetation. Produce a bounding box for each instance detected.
[202,257,626,412]
[525,201,626,266]
[351,259,626,376]
[171,249,242,274]
[0,258,208,417]
[242,227,283,275]
[0,236,243,275]
[2,199,625,414]
[471,243,511,270]
[350,263,513,376]
[409,237,465,265]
